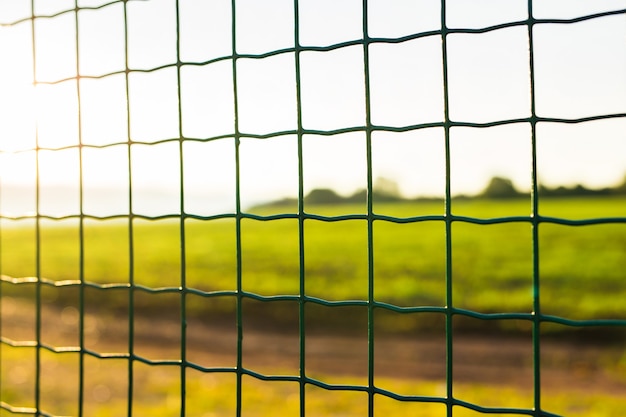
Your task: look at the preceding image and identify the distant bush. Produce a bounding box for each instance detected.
[255,173,626,209]
[614,173,626,195]
[480,176,522,199]
[303,188,344,205]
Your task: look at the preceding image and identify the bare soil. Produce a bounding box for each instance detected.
[2,297,625,396]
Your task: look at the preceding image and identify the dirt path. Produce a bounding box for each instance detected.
[2,297,624,395]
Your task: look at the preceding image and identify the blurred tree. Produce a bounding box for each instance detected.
[373,177,403,202]
[346,188,367,203]
[481,176,520,199]
[614,173,626,195]
[304,188,343,204]
[373,177,401,198]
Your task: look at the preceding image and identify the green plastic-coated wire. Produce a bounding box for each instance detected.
[0,2,625,417]
[292,1,307,416]
[230,1,244,416]
[527,1,543,415]
[440,2,454,417]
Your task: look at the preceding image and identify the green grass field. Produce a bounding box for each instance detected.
[2,197,625,322]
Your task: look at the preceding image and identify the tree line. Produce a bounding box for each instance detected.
[259,174,626,207]
[480,175,626,199]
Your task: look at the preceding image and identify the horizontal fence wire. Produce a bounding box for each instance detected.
[0,1,625,416]
[2,274,626,327]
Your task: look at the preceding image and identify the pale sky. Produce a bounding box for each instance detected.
[0,0,625,217]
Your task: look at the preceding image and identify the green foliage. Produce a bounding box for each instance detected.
[616,173,626,194]
[303,188,344,205]
[261,174,626,211]
[538,172,626,197]
[479,176,521,198]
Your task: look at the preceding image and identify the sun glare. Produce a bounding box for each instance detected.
[0,75,36,153]
[0,58,81,188]
[0,2,625,217]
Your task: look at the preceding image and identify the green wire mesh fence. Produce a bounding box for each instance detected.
[1,1,626,416]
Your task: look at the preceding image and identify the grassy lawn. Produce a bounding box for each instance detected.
[1,197,625,321]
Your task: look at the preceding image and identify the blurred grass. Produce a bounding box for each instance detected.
[1,345,624,417]
[1,197,624,323]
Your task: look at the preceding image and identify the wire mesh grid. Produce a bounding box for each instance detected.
[1,0,625,416]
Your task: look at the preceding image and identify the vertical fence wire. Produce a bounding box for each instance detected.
[230,1,244,416]
[360,1,376,416]
[123,1,136,415]
[174,1,187,416]
[440,2,454,416]
[30,0,43,414]
[292,2,307,416]
[72,3,86,416]
[527,1,542,415]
